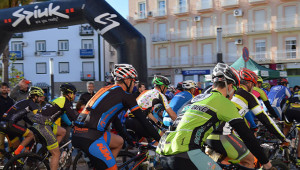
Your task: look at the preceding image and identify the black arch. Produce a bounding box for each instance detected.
[0,0,147,84]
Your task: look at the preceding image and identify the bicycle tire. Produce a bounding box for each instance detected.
[4,152,50,170]
[72,151,93,170]
[271,159,289,170]
[117,151,136,170]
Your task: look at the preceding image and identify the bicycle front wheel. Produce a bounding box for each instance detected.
[72,151,93,170]
[4,152,50,170]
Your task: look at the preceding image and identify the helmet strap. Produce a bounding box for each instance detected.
[121,79,133,93]
[225,81,230,98]
[159,85,166,94]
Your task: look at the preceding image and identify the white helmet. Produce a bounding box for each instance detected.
[182,80,196,90]
[113,64,138,81]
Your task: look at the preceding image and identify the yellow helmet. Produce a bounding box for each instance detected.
[257,76,263,83]
[29,86,44,97]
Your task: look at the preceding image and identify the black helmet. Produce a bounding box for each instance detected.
[152,75,170,87]
[60,83,77,94]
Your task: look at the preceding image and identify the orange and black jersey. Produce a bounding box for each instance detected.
[75,84,161,141]
[3,99,39,125]
[35,96,78,124]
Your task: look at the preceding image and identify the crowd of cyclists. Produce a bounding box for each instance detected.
[0,63,299,170]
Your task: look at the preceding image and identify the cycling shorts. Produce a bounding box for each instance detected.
[159,149,221,170]
[31,123,58,150]
[206,134,250,161]
[72,130,117,170]
[125,117,160,140]
[0,121,30,143]
[284,104,300,130]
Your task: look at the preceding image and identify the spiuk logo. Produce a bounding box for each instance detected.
[94,13,120,35]
[97,143,112,160]
[12,3,69,27]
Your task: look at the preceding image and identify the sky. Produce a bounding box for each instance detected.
[106,0,129,18]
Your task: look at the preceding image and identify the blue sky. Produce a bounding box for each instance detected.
[106,0,129,18]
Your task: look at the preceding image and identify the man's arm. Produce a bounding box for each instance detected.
[165,107,177,121]
[263,101,278,118]
[9,85,20,101]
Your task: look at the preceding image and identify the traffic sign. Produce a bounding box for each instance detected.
[242,47,249,62]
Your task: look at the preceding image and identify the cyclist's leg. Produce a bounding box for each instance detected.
[283,107,293,136]
[55,125,66,144]
[108,132,123,158]
[206,134,253,168]
[14,128,34,155]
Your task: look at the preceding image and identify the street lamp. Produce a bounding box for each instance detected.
[216,27,223,63]
[49,58,54,100]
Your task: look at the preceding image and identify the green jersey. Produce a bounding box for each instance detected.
[157,90,243,155]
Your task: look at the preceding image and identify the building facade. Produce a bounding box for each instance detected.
[8,24,117,96]
[128,0,300,87]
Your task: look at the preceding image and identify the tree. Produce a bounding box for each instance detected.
[0,0,33,83]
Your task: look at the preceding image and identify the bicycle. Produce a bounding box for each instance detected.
[218,159,287,170]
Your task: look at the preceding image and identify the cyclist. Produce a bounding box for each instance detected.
[137,75,177,123]
[0,86,44,155]
[162,80,196,127]
[156,63,274,170]
[282,89,300,166]
[32,83,79,170]
[268,78,292,120]
[262,82,271,95]
[72,64,161,170]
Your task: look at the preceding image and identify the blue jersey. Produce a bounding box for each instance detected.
[163,91,193,126]
[262,88,269,95]
[268,85,292,107]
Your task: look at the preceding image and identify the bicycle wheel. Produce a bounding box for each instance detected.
[72,151,93,170]
[116,151,136,170]
[4,152,50,170]
[271,159,289,170]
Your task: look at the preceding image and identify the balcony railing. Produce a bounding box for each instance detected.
[194,55,216,65]
[80,49,94,58]
[245,21,271,33]
[275,17,300,31]
[173,5,188,14]
[222,23,243,35]
[151,33,170,42]
[12,33,23,38]
[274,50,299,62]
[249,0,267,4]
[171,56,193,66]
[9,51,23,60]
[134,11,147,20]
[79,25,94,36]
[250,51,272,62]
[151,57,171,67]
[171,31,191,41]
[196,0,213,11]
[220,0,239,7]
[81,71,95,81]
[153,8,167,17]
[195,27,216,38]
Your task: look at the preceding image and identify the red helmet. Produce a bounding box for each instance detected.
[239,68,258,84]
[279,78,289,84]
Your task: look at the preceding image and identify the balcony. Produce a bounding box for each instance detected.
[153,8,167,18]
[220,0,239,8]
[275,17,300,32]
[249,0,268,4]
[245,21,271,34]
[9,51,23,60]
[79,25,94,36]
[171,56,193,67]
[222,23,243,36]
[274,50,300,63]
[194,55,217,65]
[173,5,188,15]
[151,33,170,43]
[12,33,23,38]
[171,30,192,41]
[196,0,213,12]
[81,71,95,81]
[194,26,216,39]
[134,11,147,20]
[250,52,272,63]
[80,49,94,58]
[151,57,171,68]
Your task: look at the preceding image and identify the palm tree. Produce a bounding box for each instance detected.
[0,0,33,83]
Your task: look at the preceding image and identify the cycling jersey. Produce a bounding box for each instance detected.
[231,86,285,141]
[283,91,300,127]
[268,85,292,119]
[137,89,170,114]
[72,84,160,169]
[157,90,269,165]
[262,88,269,95]
[162,91,193,126]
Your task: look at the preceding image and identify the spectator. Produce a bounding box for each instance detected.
[174,82,183,95]
[293,85,299,93]
[0,82,15,160]
[10,79,31,102]
[133,82,146,98]
[76,81,95,109]
[290,87,294,94]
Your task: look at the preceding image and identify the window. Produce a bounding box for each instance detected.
[284,6,297,26]
[81,39,93,49]
[159,48,167,66]
[203,44,212,64]
[202,17,211,36]
[178,0,187,12]
[82,62,95,80]
[227,42,237,62]
[36,62,47,74]
[36,40,46,52]
[227,14,236,34]
[11,63,23,74]
[59,62,69,73]
[285,37,297,59]
[158,23,167,40]
[179,20,188,38]
[138,2,146,18]
[254,10,265,31]
[255,40,266,59]
[58,40,69,51]
[158,0,166,16]
[11,41,22,51]
[180,46,189,65]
